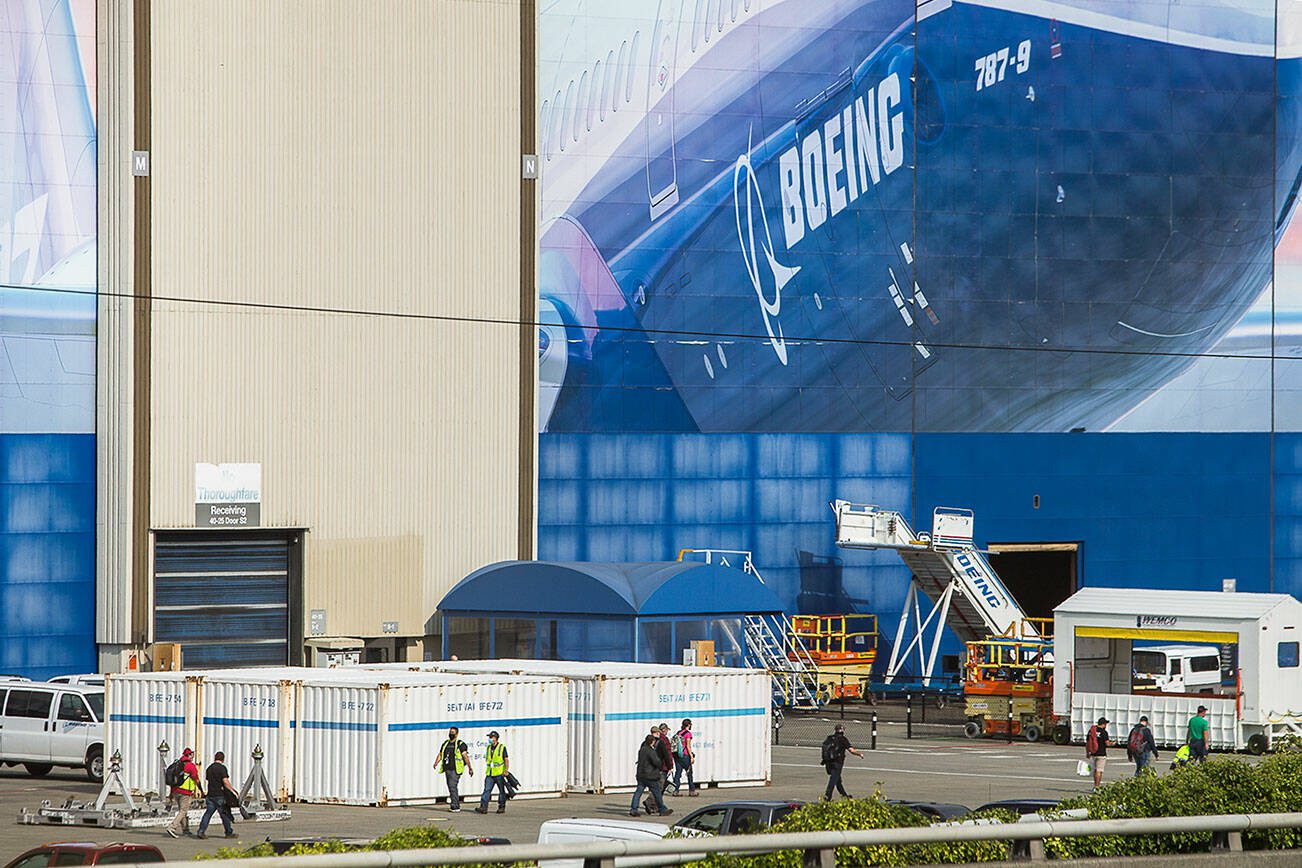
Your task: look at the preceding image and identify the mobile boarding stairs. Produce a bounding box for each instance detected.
[831,501,1035,688]
[678,548,824,709]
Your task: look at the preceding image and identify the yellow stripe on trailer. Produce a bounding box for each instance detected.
[1075,626,1239,643]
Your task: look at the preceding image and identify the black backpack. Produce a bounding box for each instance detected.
[820,736,842,766]
[164,758,186,788]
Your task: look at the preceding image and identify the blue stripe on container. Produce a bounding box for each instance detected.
[109,713,185,724]
[604,707,767,721]
[569,713,595,721]
[388,716,563,732]
[203,716,278,729]
[300,720,377,732]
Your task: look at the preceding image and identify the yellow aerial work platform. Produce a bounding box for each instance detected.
[962,619,1054,741]
[789,614,878,701]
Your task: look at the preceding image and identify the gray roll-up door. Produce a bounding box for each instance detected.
[153,535,293,668]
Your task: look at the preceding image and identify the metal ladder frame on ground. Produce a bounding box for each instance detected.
[678,548,823,707]
[831,501,1036,687]
[18,744,290,829]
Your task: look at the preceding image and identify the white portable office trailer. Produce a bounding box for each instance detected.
[1053,588,1302,752]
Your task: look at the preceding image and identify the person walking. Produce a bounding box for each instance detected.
[195,751,237,839]
[164,747,203,838]
[1085,716,1111,790]
[474,731,510,814]
[671,718,698,796]
[630,733,672,817]
[1187,706,1210,762]
[820,723,862,801]
[645,725,673,814]
[1127,716,1159,777]
[435,726,473,812]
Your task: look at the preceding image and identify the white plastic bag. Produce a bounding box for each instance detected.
[1076,759,1091,777]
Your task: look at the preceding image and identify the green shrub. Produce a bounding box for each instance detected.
[685,793,1014,867]
[1044,752,1302,858]
[193,824,482,861]
[194,842,276,860]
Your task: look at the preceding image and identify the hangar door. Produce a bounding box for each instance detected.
[153,531,303,669]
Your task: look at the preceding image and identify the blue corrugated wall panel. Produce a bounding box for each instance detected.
[540,432,1295,656]
[915,433,1274,594]
[539,434,915,629]
[1276,434,1302,600]
[0,434,96,680]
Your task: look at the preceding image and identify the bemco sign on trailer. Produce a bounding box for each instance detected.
[387,660,771,792]
[105,672,199,794]
[294,670,567,805]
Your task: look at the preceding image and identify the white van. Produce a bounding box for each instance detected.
[537,818,670,868]
[49,674,106,687]
[0,682,105,782]
[1132,645,1222,694]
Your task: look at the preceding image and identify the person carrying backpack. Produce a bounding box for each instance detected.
[164,747,203,838]
[670,719,698,796]
[1085,717,1110,790]
[1126,715,1159,777]
[820,723,862,801]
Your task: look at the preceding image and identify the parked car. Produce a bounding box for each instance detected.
[887,800,971,821]
[673,801,805,836]
[4,843,163,867]
[0,682,105,782]
[973,798,1063,816]
[48,675,106,687]
[536,818,669,868]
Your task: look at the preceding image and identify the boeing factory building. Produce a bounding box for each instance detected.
[4,0,1302,676]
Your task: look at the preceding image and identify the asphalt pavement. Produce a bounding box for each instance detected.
[0,726,1164,862]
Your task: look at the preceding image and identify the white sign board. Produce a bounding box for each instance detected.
[195,462,261,526]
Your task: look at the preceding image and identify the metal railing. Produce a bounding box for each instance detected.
[176,811,1302,868]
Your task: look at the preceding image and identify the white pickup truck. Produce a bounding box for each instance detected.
[1132,645,1223,694]
[0,681,105,781]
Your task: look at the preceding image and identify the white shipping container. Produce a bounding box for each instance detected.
[104,672,200,794]
[199,675,296,801]
[294,670,568,806]
[391,660,771,792]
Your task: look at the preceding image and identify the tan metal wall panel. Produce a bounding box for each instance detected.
[147,1,523,638]
[96,0,138,646]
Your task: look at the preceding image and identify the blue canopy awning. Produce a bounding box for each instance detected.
[438,560,783,617]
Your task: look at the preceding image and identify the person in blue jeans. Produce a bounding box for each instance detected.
[630,734,672,816]
[474,731,510,814]
[671,718,698,796]
[196,751,237,839]
[1127,716,1159,777]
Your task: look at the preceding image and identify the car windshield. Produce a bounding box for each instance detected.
[1132,651,1166,676]
[85,692,104,721]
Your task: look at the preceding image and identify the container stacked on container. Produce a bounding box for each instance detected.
[375,660,771,792]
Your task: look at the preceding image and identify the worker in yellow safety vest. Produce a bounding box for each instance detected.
[474,731,510,814]
[435,726,474,812]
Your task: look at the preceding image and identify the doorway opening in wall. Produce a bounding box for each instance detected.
[985,543,1079,620]
[151,529,305,669]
